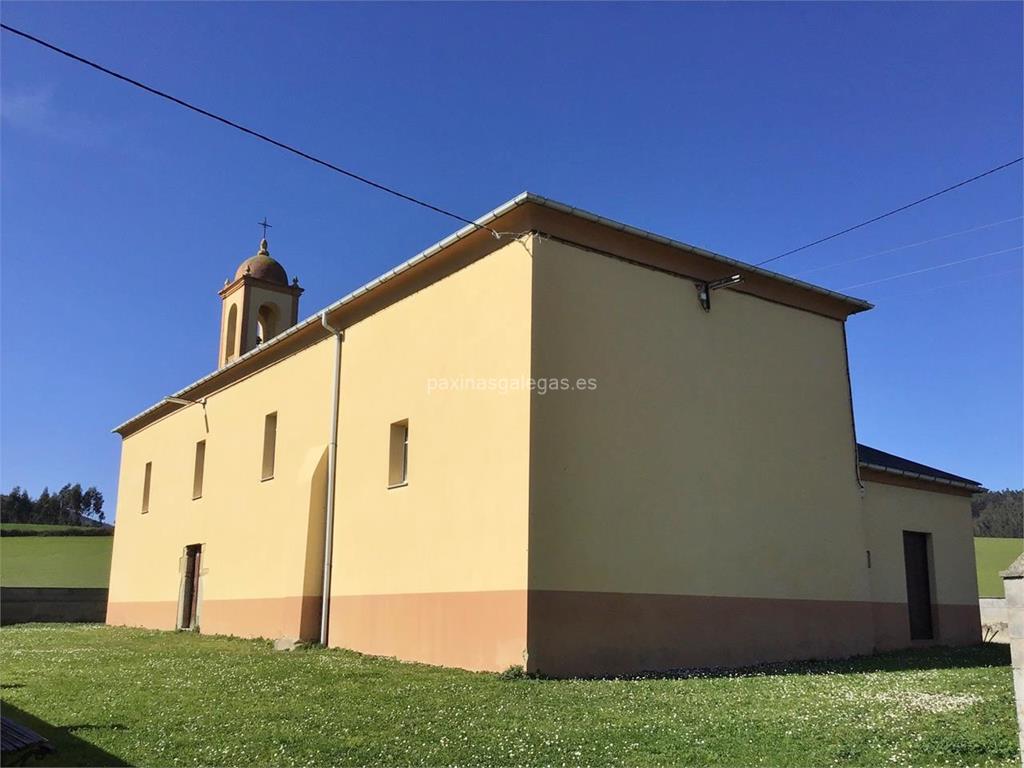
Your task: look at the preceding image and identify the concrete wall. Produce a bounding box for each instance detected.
[2,588,109,625]
[327,237,534,671]
[979,598,1009,642]
[861,478,980,649]
[107,339,335,640]
[1001,557,1024,765]
[108,219,982,677]
[526,237,872,676]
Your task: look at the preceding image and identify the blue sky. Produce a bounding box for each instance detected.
[2,2,1021,515]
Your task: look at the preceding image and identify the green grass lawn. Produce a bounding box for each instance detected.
[0,536,113,587]
[975,537,1024,598]
[0,625,1018,767]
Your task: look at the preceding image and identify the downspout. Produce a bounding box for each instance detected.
[320,312,345,646]
[842,321,877,650]
[841,323,864,493]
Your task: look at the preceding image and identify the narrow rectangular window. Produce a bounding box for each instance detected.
[388,420,409,487]
[262,412,277,481]
[141,461,152,513]
[192,440,206,500]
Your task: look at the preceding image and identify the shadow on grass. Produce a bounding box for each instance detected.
[623,642,1013,682]
[524,643,1011,684]
[0,701,129,767]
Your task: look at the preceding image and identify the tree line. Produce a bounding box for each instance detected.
[2,483,1018,536]
[1,485,106,525]
[972,489,1023,538]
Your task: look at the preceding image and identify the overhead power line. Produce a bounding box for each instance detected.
[795,215,1023,276]
[0,23,501,238]
[875,265,1023,301]
[839,245,1022,291]
[3,23,1021,260]
[757,157,1024,267]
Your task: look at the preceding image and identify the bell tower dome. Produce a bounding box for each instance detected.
[218,235,303,368]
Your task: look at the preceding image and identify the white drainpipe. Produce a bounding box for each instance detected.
[319,312,345,646]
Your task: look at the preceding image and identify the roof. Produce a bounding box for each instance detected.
[234,239,289,285]
[114,192,873,436]
[857,443,984,492]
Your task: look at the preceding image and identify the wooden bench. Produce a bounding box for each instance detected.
[1,716,55,765]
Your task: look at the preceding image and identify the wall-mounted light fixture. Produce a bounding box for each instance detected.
[163,396,210,433]
[695,274,743,312]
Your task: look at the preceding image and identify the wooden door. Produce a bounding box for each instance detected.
[902,531,934,640]
[181,545,202,630]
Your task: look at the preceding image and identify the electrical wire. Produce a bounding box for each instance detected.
[872,266,1023,301]
[839,245,1023,291]
[795,216,1023,276]
[0,23,502,238]
[757,158,1023,267]
[4,23,1021,260]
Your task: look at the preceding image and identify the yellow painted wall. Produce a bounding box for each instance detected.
[329,237,534,597]
[110,223,978,666]
[527,237,870,601]
[108,339,334,609]
[111,235,533,655]
[862,480,978,606]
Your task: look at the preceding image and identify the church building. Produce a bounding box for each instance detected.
[107,193,983,676]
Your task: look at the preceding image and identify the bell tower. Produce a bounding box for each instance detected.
[219,233,303,368]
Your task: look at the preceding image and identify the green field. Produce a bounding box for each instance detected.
[0,625,1019,767]
[0,536,113,587]
[975,537,1024,598]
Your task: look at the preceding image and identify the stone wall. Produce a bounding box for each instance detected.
[0,587,109,625]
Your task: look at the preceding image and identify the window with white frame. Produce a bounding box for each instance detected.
[262,412,277,481]
[192,440,206,500]
[141,461,152,513]
[388,420,408,487]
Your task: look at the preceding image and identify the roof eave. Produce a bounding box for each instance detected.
[520,192,873,314]
[859,461,986,493]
